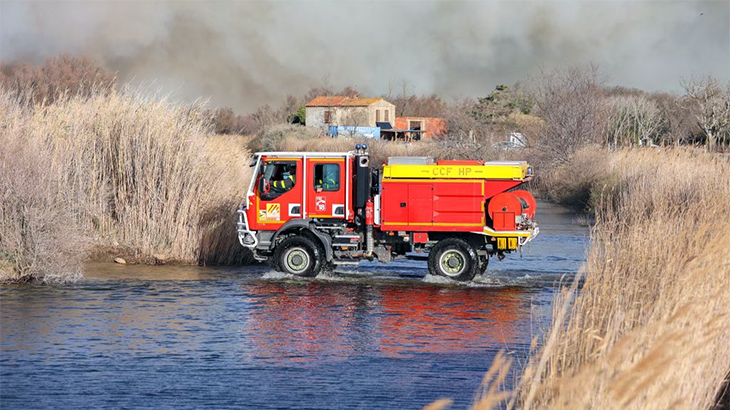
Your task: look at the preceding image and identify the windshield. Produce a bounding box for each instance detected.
[261,162,295,182]
[262,162,277,181]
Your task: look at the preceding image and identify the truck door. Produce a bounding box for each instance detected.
[380,180,409,227]
[252,159,303,229]
[408,183,433,227]
[307,158,346,219]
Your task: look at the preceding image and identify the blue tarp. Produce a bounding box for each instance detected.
[327,126,381,139]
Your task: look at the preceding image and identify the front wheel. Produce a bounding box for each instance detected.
[427,238,479,282]
[273,236,323,277]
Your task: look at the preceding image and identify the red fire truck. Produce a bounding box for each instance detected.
[237,145,539,281]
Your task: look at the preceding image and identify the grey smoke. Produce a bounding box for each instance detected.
[1,0,728,112]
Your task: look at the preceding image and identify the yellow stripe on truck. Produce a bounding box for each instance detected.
[383,162,528,180]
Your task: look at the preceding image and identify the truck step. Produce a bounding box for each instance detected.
[333,234,361,248]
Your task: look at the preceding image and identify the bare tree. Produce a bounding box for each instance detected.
[0,54,116,105]
[385,81,448,117]
[605,95,663,147]
[650,92,700,146]
[443,97,483,142]
[682,76,730,151]
[527,64,607,164]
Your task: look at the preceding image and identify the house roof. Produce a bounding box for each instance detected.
[306,96,386,107]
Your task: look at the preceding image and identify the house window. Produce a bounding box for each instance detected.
[384,110,389,122]
[376,110,380,122]
[313,163,340,192]
[324,110,331,124]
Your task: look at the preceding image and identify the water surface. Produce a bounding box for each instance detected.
[0,202,588,409]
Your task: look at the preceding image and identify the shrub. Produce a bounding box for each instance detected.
[431,148,730,410]
[248,124,320,152]
[537,145,612,209]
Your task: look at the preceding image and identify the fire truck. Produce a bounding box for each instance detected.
[237,145,539,281]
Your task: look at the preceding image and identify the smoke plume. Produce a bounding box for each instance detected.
[1,0,728,112]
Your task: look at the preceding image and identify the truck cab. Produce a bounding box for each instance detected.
[246,153,353,230]
[238,145,539,281]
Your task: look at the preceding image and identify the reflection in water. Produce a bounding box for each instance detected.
[379,286,525,356]
[246,282,378,361]
[245,281,530,361]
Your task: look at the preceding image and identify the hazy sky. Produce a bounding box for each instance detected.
[1,0,728,112]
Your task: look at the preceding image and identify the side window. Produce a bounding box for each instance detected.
[384,110,389,122]
[324,110,331,124]
[259,162,297,200]
[313,163,340,192]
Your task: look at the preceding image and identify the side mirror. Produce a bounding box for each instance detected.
[258,176,266,192]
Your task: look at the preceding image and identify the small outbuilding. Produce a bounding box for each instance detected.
[384,117,447,141]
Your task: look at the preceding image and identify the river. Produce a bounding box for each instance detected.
[0,202,588,409]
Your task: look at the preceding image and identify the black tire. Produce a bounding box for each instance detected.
[273,236,323,277]
[427,238,479,282]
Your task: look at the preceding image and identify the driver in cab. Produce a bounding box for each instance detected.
[272,167,295,193]
[261,164,296,201]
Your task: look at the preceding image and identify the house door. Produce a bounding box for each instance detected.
[409,121,422,141]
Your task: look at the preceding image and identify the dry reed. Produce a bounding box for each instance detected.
[424,147,730,410]
[515,148,730,410]
[0,87,252,281]
[0,94,86,282]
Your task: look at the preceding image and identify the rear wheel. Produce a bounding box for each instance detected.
[273,236,323,277]
[427,238,478,282]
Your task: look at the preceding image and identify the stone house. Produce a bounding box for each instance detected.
[305,96,396,128]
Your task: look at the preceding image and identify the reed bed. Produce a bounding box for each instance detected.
[518,148,730,410]
[0,94,86,282]
[428,147,730,410]
[0,88,252,282]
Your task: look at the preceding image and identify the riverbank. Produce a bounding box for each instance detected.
[454,148,730,410]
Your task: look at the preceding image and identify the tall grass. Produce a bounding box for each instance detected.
[427,147,730,410]
[0,95,86,282]
[0,88,252,282]
[513,148,730,410]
